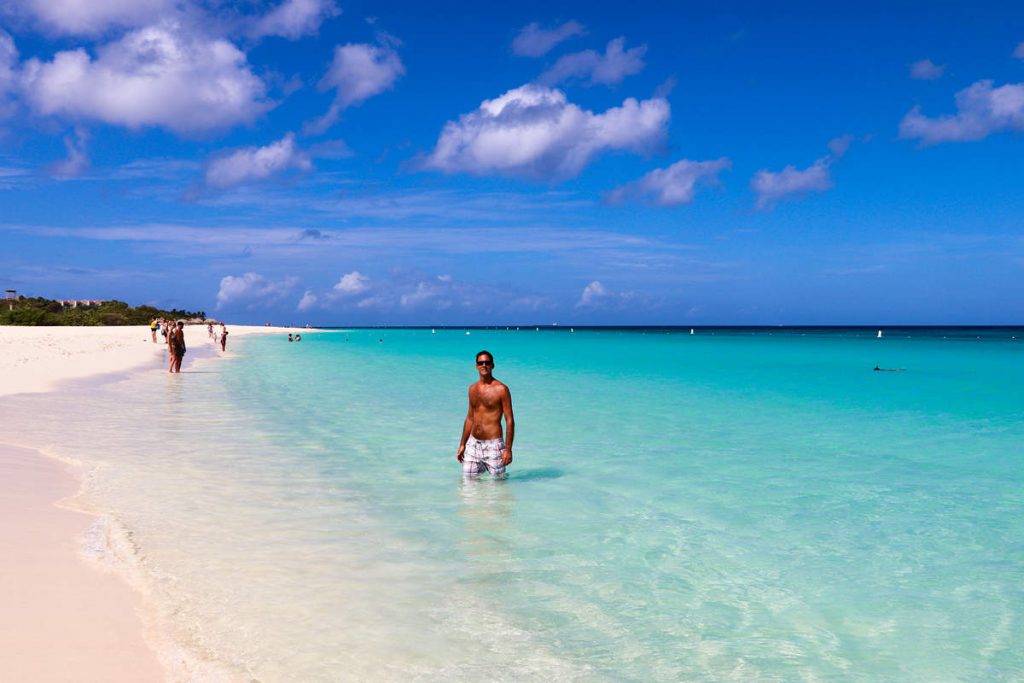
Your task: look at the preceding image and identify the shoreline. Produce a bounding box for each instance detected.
[0,324,315,682]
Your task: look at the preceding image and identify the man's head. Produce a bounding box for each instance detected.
[475,350,494,377]
[176,321,184,328]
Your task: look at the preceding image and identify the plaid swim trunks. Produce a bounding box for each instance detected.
[462,435,506,477]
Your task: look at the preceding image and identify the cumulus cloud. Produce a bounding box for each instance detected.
[305,41,404,134]
[333,271,369,295]
[577,280,607,307]
[750,136,853,210]
[423,84,670,181]
[0,31,17,115]
[297,290,318,311]
[538,38,646,86]
[512,20,585,57]
[1014,43,1024,59]
[205,133,312,188]
[607,157,730,206]
[827,133,853,158]
[909,59,944,80]
[751,159,831,210]
[20,22,271,135]
[0,31,17,91]
[7,0,177,36]
[575,280,649,309]
[899,79,1024,144]
[250,0,341,40]
[49,126,90,178]
[400,281,450,308]
[216,272,300,310]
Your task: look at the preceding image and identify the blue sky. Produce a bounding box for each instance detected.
[1,0,1022,325]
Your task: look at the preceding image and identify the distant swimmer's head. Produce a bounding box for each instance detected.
[475,350,494,376]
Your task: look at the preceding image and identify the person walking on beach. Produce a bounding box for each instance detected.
[457,350,515,478]
[220,326,228,352]
[151,319,159,343]
[168,321,186,373]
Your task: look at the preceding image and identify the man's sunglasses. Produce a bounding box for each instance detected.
[476,360,493,366]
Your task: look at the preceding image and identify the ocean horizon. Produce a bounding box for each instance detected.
[4,326,1021,680]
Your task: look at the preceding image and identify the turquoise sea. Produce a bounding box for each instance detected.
[4,327,1023,681]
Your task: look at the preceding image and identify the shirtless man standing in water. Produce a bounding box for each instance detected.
[457,351,514,478]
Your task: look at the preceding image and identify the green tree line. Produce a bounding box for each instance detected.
[1,297,206,326]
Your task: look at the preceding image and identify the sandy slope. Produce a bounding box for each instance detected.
[0,323,313,681]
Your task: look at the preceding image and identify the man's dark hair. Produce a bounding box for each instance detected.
[475,350,494,362]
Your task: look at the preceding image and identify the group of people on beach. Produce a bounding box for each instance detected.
[206,322,229,351]
[150,319,228,374]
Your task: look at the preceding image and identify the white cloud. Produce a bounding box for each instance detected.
[607,157,730,206]
[909,59,944,80]
[827,133,853,158]
[297,290,318,311]
[355,293,390,309]
[0,31,17,116]
[751,159,832,210]
[750,136,855,210]
[49,126,90,178]
[0,31,17,92]
[20,22,271,135]
[512,20,585,57]
[423,84,669,181]
[305,41,404,134]
[8,0,177,36]
[538,38,646,86]
[1013,42,1024,59]
[216,272,299,310]
[400,281,450,309]
[205,133,312,188]
[577,280,607,307]
[899,79,1024,144]
[333,271,369,295]
[250,0,341,40]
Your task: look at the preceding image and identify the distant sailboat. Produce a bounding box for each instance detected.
[877,330,883,338]
[690,328,694,335]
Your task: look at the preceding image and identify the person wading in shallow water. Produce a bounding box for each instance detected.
[168,321,186,373]
[457,350,515,478]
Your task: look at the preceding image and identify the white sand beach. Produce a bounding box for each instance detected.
[0,324,310,682]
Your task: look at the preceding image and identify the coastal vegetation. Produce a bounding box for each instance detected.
[0,296,205,326]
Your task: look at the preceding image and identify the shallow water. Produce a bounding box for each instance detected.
[4,328,1023,681]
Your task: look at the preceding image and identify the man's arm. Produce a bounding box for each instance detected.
[501,386,514,466]
[457,387,474,462]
